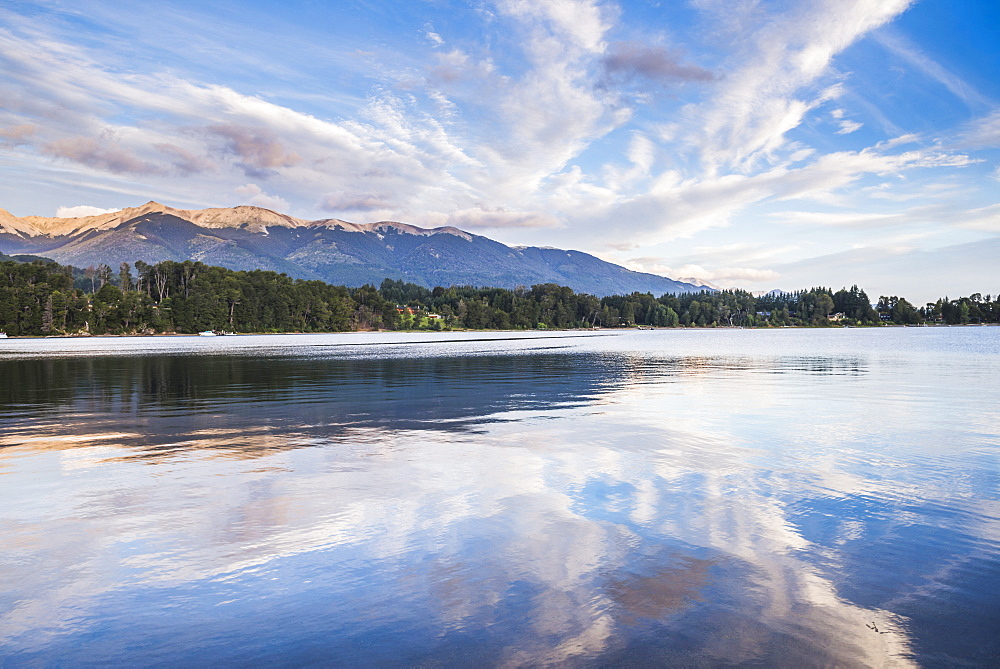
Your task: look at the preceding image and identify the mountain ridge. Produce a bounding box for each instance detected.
[0,202,714,296]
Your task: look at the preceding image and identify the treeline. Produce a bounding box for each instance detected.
[0,258,997,336]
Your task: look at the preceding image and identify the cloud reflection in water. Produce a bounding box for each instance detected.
[1,330,997,665]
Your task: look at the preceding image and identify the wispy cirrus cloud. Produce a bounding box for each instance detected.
[953,202,1000,232]
[956,109,1000,148]
[873,30,993,110]
[683,0,914,174]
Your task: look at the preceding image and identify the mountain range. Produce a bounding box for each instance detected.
[0,202,712,296]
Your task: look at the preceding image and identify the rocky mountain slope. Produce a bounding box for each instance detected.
[0,202,712,296]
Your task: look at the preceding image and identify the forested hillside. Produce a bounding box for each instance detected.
[0,258,996,336]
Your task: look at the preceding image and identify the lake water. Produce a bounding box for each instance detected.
[1,328,998,667]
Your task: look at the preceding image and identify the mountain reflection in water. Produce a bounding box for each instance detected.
[0,329,997,666]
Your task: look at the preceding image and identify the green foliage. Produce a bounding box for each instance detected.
[833,285,879,323]
[0,257,996,335]
[877,295,921,325]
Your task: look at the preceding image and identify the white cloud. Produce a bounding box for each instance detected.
[446,206,562,229]
[319,191,394,213]
[772,210,902,227]
[627,258,781,286]
[955,203,1000,232]
[690,241,806,265]
[425,30,444,47]
[836,120,863,135]
[467,1,617,197]
[428,49,495,84]
[830,107,862,134]
[55,205,120,218]
[957,110,1000,149]
[556,141,976,251]
[773,199,1000,233]
[878,133,920,149]
[498,0,611,53]
[234,184,289,211]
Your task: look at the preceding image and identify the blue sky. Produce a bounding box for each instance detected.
[0,0,998,302]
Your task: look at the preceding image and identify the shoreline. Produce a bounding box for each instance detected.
[1,323,997,339]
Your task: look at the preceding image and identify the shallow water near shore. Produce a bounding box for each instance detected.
[1,328,998,666]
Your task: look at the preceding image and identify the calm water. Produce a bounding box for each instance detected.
[1,328,998,667]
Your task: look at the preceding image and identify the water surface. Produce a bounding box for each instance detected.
[1,328,998,666]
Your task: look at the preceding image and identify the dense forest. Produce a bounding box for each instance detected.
[0,257,997,336]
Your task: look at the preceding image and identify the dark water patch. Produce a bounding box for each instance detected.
[0,353,635,461]
[890,555,1000,667]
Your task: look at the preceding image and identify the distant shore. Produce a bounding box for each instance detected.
[2,322,997,339]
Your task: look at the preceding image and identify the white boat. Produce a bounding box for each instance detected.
[0,333,7,338]
[198,330,217,337]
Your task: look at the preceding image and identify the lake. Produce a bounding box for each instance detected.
[1,328,998,667]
